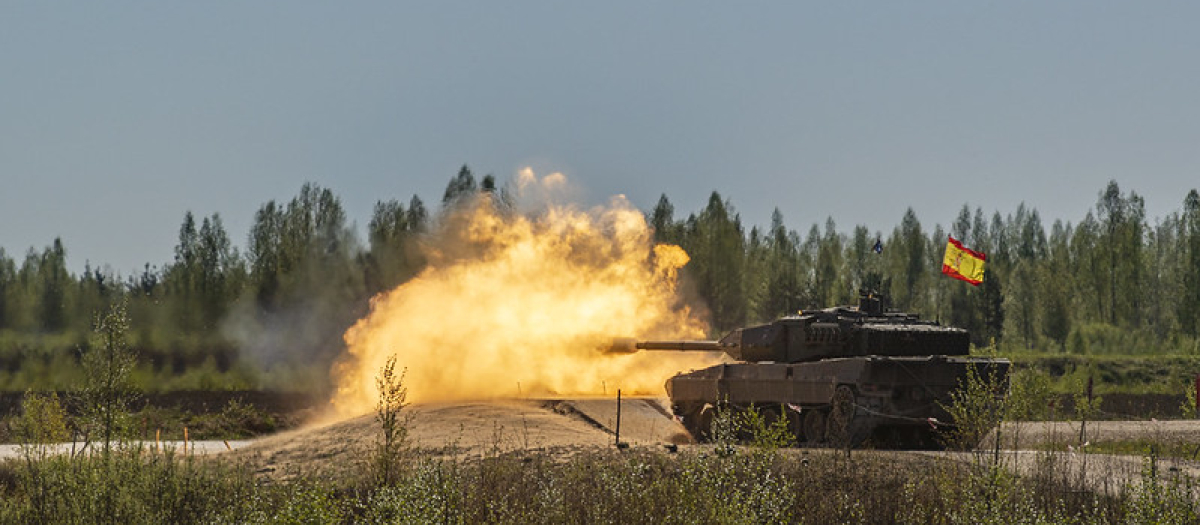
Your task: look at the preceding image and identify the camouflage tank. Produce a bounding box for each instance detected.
[610,291,1010,448]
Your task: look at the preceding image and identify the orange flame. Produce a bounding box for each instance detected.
[330,172,721,416]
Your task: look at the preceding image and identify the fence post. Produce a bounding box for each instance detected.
[615,389,622,447]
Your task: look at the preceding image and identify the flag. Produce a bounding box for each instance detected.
[872,238,883,254]
[942,235,986,286]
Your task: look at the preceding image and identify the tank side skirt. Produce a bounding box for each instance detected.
[666,358,1011,427]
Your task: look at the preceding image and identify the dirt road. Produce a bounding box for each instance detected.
[225,397,691,481]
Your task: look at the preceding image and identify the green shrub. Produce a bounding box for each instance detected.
[373,354,411,487]
[1122,455,1199,524]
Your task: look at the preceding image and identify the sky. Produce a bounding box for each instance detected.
[3,2,1199,276]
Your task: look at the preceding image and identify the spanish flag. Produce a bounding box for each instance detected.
[942,236,986,286]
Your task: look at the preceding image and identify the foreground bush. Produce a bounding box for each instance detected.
[3,445,1195,524]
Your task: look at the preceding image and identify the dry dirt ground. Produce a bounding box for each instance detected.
[222,397,1200,488]
[225,397,692,481]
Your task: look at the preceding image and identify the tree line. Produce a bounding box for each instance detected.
[658,181,1200,355]
[1,173,1198,392]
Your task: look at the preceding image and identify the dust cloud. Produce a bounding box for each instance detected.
[330,171,722,417]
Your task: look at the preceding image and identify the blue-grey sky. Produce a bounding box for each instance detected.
[3,2,1198,276]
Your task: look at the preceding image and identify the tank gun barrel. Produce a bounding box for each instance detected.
[636,340,722,351]
[605,338,721,354]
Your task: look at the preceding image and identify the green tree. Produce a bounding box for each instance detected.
[74,262,118,335]
[239,183,366,375]
[38,238,70,333]
[365,196,427,294]
[1042,220,1072,352]
[442,165,478,208]
[1015,204,1047,260]
[1003,259,1038,349]
[952,204,973,245]
[989,211,1011,268]
[407,195,428,233]
[813,217,844,306]
[1143,215,1181,339]
[978,267,1004,345]
[164,212,242,333]
[743,226,770,322]
[79,300,138,454]
[649,194,683,245]
[972,207,991,254]
[1181,190,1200,336]
[197,213,245,329]
[1071,212,1104,324]
[845,224,879,295]
[891,208,926,312]
[1095,181,1145,326]
[166,211,202,331]
[248,201,284,309]
[761,209,805,318]
[684,192,747,332]
[927,224,948,322]
[0,248,14,329]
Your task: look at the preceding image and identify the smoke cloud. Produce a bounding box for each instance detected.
[330,170,721,416]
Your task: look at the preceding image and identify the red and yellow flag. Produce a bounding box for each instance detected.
[942,236,986,286]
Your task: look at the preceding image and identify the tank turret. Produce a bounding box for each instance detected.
[610,290,970,362]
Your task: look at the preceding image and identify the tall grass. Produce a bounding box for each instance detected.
[7,442,1194,523]
[3,422,1197,522]
[1,332,1196,523]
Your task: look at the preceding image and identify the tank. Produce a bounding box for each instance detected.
[610,290,1010,448]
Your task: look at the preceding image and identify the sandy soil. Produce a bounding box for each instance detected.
[224,397,692,481]
[215,398,1200,489]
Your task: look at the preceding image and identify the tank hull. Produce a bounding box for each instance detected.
[666,356,1010,448]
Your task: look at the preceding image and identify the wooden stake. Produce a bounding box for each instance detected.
[615,389,622,447]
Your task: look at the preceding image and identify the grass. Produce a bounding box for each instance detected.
[3,436,1195,524]
[1002,354,1200,395]
[0,398,288,444]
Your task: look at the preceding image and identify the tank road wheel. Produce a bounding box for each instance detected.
[758,406,790,445]
[760,405,782,428]
[689,405,717,442]
[802,410,826,445]
[678,403,714,442]
[784,406,804,443]
[826,385,860,449]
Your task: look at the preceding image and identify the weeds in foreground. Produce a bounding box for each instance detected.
[77,300,139,456]
[1182,379,1197,419]
[3,417,1199,523]
[2,344,1196,523]
[1123,454,1199,524]
[14,391,69,461]
[373,354,411,486]
[940,356,1008,454]
[10,442,1193,524]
